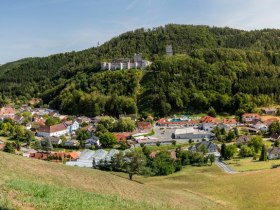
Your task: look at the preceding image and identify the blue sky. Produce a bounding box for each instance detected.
[1,0,280,64]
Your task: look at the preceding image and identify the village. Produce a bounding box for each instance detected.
[0,100,280,173]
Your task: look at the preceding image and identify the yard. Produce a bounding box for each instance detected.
[224,157,280,172]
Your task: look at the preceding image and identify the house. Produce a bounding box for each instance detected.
[37,123,68,137]
[267,147,280,159]
[263,118,279,126]
[262,108,277,115]
[113,132,132,142]
[0,106,16,119]
[85,136,100,148]
[188,141,219,155]
[251,121,268,132]
[242,113,261,123]
[174,127,214,142]
[236,135,252,146]
[76,116,91,124]
[42,137,62,146]
[200,116,220,131]
[270,134,280,141]
[156,118,199,127]
[13,115,24,124]
[138,121,152,132]
[64,139,80,147]
[26,123,32,130]
[223,118,237,127]
[64,120,80,134]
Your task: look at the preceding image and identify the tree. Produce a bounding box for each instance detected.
[76,128,91,140]
[3,142,15,154]
[45,117,60,126]
[259,144,267,161]
[156,141,161,147]
[224,144,237,160]
[274,139,280,147]
[221,143,226,159]
[209,154,215,166]
[151,151,176,175]
[122,151,146,180]
[41,138,53,152]
[248,136,263,153]
[239,145,253,157]
[226,130,236,142]
[25,130,35,146]
[269,121,280,134]
[207,107,216,117]
[199,144,207,154]
[99,132,117,148]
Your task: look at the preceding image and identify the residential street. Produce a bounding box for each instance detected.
[215,160,239,174]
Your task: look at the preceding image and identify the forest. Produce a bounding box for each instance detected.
[1,24,280,117]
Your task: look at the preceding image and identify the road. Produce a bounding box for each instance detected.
[215,160,239,174]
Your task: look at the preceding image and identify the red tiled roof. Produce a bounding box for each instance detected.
[223,118,237,124]
[200,116,219,124]
[113,132,132,142]
[138,122,152,130]
[242,113,260,118]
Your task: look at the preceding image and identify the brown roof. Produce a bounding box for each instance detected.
[223,118,237,125]
[38,123,67,133]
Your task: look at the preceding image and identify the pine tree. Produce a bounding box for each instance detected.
[221,143,226,159]
[259,144,267,161]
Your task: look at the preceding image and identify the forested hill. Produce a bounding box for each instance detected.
[2,24,280,117]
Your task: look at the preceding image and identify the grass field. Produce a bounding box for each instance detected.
[133,165,280,210]
[3,152,280,210]
[0,152,223,210]
[224,157,280,172]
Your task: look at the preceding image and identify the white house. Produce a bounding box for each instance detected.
[37,123,68,137]
[267,147,280,160]
[252,121,268,132]
[64,120,80,134]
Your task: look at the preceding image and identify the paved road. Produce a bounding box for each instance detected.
[215,160,239,174]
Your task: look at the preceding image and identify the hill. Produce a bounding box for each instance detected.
[2,24,280,116]
[0,152,223,210]
[2,152,280,210]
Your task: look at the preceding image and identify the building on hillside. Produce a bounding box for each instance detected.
[0,106,16,119]
[101,54,151,71]
[236,135,252,146]
[261,108,277,115]
[64,139,80,147]
[63,120,80,134]
[37,123,68,137]
[137,121,152,132]
[173,127,214,142]
[166,45,173,56]
[242,113,261,123]
[200,116,220,132]
[267,147,280,159]
[113,132,132,142]
[85,136,100,148]
[41,136,62,146]
[188,141,219,156]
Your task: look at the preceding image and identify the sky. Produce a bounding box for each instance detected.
[1,0,280,64]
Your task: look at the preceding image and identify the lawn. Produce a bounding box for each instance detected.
[224,157,280,172]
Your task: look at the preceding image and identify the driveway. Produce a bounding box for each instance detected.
[215,160,239,174]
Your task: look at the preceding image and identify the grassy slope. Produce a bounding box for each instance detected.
[0,152,222,210]
[134,165,280,210]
